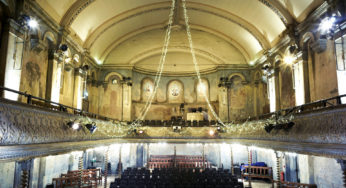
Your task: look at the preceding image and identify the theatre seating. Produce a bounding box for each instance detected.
[110,167,243,188]
[53,169,102,188]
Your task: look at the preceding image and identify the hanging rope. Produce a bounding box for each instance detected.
[182,0,226,126]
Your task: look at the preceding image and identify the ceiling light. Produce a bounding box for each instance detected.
[95,59,102,65]
[319,17,336,34]
[28,19,38,28]
[283,55,295,65]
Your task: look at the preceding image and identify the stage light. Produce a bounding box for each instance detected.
[28,19,38,28]
[209,129,215,136]
[85,122,97,134]
[67,121,80,130]
[319,16,336,34]
[138,130,144,134]
[173,126,181,132]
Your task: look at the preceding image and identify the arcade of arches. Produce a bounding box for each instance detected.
[0,0,345,188]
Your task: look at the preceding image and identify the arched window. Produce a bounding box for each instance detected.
[196,79,209,103]
[141,78,155,102]
[167,80,184,103]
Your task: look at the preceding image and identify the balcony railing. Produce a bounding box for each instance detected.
[1,86,345,126]
[239,94,346,123]
[0,86,118,122]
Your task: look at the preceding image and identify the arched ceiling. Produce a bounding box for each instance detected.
[36,0,324,71]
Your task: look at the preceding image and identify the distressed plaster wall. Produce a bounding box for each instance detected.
[279,66,295,109]
[0,161,15,188]
[311,40,339,101]
[130,70,253,121]
[19,48,48,100]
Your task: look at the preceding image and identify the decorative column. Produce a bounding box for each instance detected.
[173,145,177,168]
[103,147,110,188]
[275,151,282,187]
[202,144,205,170]
[146,144,150,168]
[51,53,64,103]
[122,83,132,121]
[78,156,84,187]
[73,68,85,110]
[117,145,123,177]
[230,145,234,175]
[247,147,252,188]
[274,66,281,111]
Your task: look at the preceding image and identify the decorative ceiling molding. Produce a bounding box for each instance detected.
[83,2,171,49]
[60,0,96,27]
[258,0,294,25]
[126,46,230,66]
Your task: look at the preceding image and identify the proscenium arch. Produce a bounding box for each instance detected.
[82,2,271,51]
[101,24,250,63]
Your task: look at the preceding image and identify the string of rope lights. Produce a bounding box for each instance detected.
[131,0,176,127]
[182,0,226,126]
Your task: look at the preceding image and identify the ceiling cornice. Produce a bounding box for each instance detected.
[59,0,96,27]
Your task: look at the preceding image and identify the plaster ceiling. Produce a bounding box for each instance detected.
[36,0,324,71]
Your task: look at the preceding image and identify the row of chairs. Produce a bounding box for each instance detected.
[142,120,218,127]
[52,169,102,188]
[110,168,243,188]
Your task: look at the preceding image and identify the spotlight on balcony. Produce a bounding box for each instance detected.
[85,122,97,134]
[173,126,182,132]
[67,121,80,130]
[133,129,144,135]
[264,124,274,133]
[208,129,215,136]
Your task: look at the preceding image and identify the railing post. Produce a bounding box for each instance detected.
[336,96,342,105]
[27,95,32,104]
